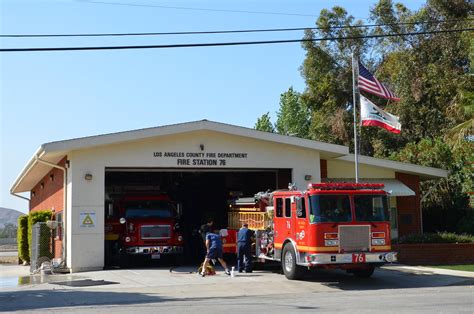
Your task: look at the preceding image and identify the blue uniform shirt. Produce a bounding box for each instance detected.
[237,227,253,244]
[206,233,222,250]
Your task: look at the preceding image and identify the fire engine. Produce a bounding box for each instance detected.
[105,193,184,266]
[224,183,397,280]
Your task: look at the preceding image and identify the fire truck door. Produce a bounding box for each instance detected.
[295,196,308,248]
[273,197,286,248]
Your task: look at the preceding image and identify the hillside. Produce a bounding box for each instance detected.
[0,207,24,227]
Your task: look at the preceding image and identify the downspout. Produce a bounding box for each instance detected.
[34,156,68,268]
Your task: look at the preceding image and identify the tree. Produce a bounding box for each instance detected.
[255,0,473,234]
[275,87,310,138]
[370,0,472,152]
[390,138,473,233]
[300,6,367,146]
[296,0,472,155]
[254,112,274,133]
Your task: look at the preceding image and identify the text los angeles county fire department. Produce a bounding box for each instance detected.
[153,151,248,166]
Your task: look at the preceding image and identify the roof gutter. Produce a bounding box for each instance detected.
[9,147,45,200]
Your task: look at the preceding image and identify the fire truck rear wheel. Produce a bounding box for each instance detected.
[352,267,375,278]
[282,244,304,280]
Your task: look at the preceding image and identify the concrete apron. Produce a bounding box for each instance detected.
[1,264,473,299]
[0,265,335,297]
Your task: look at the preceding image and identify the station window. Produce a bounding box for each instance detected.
[276,198,283,217]
[285,198,291,217]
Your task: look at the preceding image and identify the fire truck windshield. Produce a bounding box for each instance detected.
[309,195,352,223]
[354,195,389,222]
[124,200,176,219]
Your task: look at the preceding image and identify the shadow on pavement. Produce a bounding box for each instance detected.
[296,267,474,290]
[0,290,184,311]
[0,289,320,312]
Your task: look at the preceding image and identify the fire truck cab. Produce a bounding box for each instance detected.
[226,183,397,280]
[105,193,184,266]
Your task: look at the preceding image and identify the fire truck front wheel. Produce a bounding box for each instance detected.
[282,244,304,280]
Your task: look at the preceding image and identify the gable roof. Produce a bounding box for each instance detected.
[10,120,449,195]
[11,120,348,193]
[40,120,349,156]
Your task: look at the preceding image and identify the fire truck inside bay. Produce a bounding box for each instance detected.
[105,191,184,267]
[225,183,397,280]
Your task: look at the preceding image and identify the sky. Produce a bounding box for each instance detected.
[0,0,426,213]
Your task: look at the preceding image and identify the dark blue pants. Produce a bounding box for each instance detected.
[237,243,252,272]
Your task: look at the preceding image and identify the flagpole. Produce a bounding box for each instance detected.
[352,52,359,183]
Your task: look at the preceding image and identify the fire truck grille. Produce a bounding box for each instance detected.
[140,225,171,239]
[339,225,370,252]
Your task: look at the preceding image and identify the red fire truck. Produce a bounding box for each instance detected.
[224,183,397,280]
[105,193,184,266]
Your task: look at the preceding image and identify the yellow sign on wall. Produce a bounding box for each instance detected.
[80,212,96,228]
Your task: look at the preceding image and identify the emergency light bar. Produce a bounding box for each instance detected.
[308,183,385,190]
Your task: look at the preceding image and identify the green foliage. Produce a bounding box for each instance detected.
[457,211,474,235]
[257,0,472,234]
[397,232,474,244]
[254,112,274,133]
[17,215,29,263]
[293,0,472,154]
[370,0,472,148]
[391,138,473,232]
[28,210,53,260]
[299,6,365,146]
[275,88,310,138]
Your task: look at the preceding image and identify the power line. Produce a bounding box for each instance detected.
[76,0,320,18]
[1,28,472,53]
[1,19,471,38]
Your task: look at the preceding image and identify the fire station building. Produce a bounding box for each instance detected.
[10,120,447,272]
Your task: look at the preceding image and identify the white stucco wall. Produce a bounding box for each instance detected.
[66,130,321,271]
[327,159,396,178]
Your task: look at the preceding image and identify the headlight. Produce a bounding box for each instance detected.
[324,240,339,246]
[385,252,397,262]
[177,235,183,242]
[125,236,131,243]
[371,239,386,246]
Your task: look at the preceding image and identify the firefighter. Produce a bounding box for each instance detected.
[198,219,214,259]
[237,223,254,273]
[199,219,214,243]
[200,230,231,277]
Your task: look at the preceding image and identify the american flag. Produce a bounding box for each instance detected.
[358,61,400,101]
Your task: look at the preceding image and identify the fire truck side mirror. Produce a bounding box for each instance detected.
[108,203,114,217]
[176,203,183,218]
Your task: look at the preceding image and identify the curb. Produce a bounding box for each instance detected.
[382,264,474,278]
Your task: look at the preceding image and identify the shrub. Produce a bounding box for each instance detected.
[396,232,474,244]
[457,211,474,235]
[17,215,29,263]
[28,210,53,260]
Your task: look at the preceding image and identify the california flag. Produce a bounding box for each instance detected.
[360,96,401,134]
